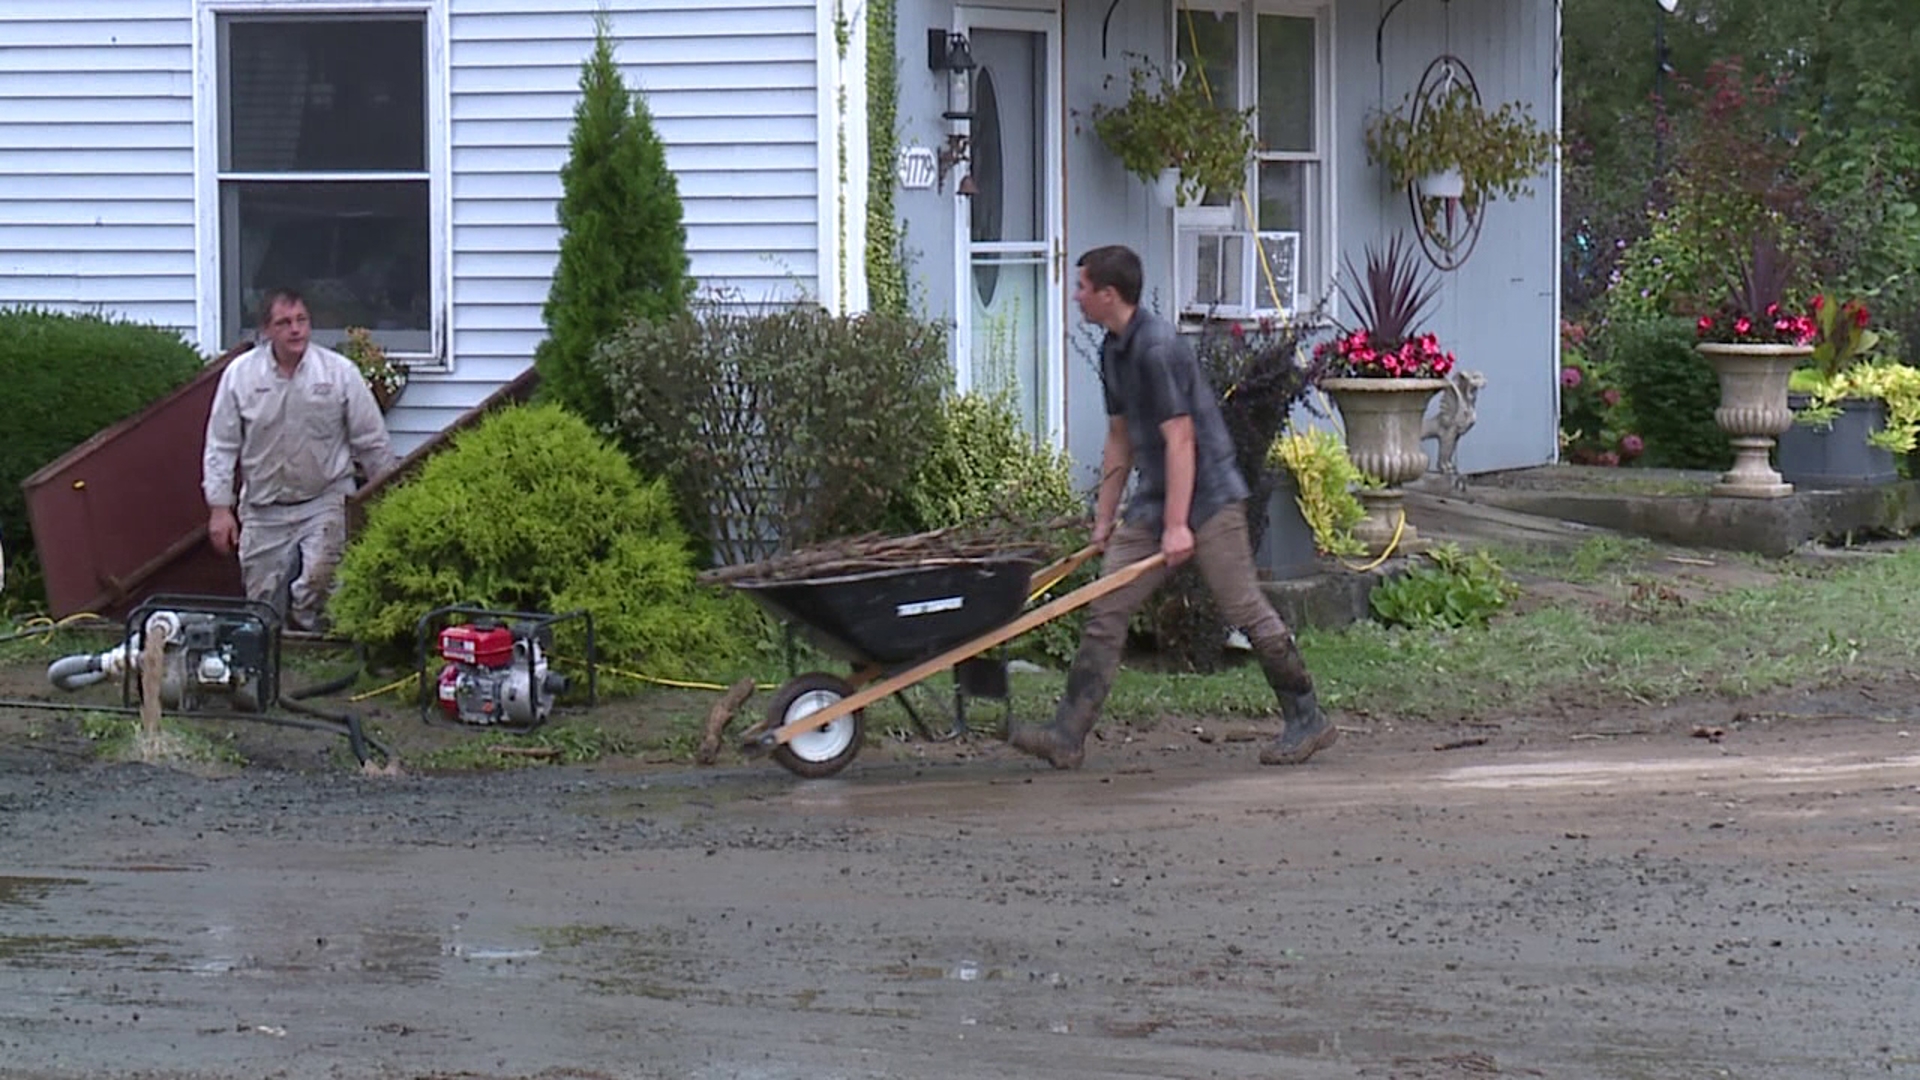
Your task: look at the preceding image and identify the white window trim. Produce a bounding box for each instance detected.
[192,0,452,372]
[1168,0,1335,322]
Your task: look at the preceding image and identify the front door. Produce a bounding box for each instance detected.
[953,8,1064,447]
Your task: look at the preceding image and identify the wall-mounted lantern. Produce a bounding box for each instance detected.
[927,29,978,195]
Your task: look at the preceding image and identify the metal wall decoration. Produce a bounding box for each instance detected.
[1405,54,1486,271]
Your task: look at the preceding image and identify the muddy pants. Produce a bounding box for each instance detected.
[1055,501,1311,729]
[238,495,348,631]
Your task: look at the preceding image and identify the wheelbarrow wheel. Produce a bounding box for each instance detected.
[767,672,865,779]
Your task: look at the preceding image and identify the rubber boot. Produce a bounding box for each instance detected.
[1006,644,1114,770]
[1255,634,1338,766]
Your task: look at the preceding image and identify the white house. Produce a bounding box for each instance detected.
[1,0,1565,474]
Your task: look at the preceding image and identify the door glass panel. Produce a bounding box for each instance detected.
[966,26,1051,442]
[971,258,1046,437]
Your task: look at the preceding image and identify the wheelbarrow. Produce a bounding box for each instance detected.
[725,545,1166,778]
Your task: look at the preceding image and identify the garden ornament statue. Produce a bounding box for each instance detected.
[1422,368,1486,491]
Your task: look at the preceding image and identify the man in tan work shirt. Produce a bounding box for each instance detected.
[202,288,397,631]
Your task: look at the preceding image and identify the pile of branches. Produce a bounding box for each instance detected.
[698,513,1085,587]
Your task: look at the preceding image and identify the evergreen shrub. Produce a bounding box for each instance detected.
[535,13,693,433]
[328,403,749,681]
[1599,315,1731,470]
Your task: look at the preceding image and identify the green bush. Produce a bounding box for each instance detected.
[891,389,1091,667]
[534,13,693,433]
[1598,315,1731,470]
[599,303,950,562]
[328,402,749,682]
[1370,543,1519,630]
[0,307,204,583]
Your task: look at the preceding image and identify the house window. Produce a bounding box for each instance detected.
[212,10,438,359]
[1172,3,1328,319]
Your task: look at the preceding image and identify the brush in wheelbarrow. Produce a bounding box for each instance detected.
[718,543,1165,779]
[729,552,1043,777]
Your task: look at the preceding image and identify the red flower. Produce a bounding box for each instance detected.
[1734,316,1753,336]
[1696,315,1715,337]
[1619,433,1644,458]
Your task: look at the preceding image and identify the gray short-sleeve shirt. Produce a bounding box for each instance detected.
[1100,309,1249,529]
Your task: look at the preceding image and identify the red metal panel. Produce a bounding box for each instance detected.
[22,345,251,619]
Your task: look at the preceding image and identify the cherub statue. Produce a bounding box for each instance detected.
[1422,369,1486,492]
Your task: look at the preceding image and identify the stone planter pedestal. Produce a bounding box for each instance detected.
[1696,343,1807,499]
[1321,376,1448,555]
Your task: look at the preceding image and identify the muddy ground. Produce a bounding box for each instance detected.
[4,545,1920,1079]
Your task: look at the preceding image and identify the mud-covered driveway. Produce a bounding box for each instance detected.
[3,698,1920,1080]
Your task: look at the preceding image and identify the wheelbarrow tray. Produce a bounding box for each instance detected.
[733,555,1041,666]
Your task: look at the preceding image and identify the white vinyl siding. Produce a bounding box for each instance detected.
[0,2,197,332]
[427,0,823,451]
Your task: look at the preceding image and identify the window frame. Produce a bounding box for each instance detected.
[1169,0,1334,322]
[193,0,451,371]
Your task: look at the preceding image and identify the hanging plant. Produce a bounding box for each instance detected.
[1088,53,1256,207]
[1363,78,1557,212]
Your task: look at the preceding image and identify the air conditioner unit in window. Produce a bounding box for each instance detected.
[1175,214,1300,318]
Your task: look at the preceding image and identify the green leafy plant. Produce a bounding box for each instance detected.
[535,12,694,433]
[1369,542,1520,630]
[1598,315,1732,470]
[1088,53,1257,206]
[890,389,1088,666]
[599,302,949,564]
[1808,294,1880,379]
[1796,360,1920,454]
[1363,80,1557,210]
[1269,428,1367,557]
[329,402,750,682]
[0,307,204,591]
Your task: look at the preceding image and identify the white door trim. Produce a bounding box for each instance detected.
[951,5,1065,448]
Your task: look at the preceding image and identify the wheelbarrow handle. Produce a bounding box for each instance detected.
[1027,543,1102,603]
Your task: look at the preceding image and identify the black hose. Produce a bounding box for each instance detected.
[284,642,369,701]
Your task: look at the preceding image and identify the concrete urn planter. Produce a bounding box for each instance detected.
[1321,376,1448,554]
[1696,342,1808,499]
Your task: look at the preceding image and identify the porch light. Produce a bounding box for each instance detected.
[927,29,977,121]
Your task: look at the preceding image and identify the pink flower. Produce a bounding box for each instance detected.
[1811,294,1825,313]
[1734,316,1753,336]
[1561,366,1583,389]
[1601,388,1621,407]
[1619,433,1644,458]
[1596,451,1621,467]
[1696,315,1715,337]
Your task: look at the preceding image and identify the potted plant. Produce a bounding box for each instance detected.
[1363,80,1556,212]
[1778,294,1902,487]
[1691,231,1814,498]
[1270,427,1369,558]
[1088,54,1257,208]
[338,326,407,413]
[1313,234,1456,555]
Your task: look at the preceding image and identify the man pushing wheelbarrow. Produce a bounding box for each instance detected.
[1006,244,1336,771]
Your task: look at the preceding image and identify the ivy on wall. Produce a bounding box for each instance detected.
[864,0,906,316]
[834,2,850,312]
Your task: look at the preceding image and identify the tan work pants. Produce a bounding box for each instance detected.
[238,495,347,631]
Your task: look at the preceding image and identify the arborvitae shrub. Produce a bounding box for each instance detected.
[534,13,693,433]
[328,403,748,680]
[0,307,204,587]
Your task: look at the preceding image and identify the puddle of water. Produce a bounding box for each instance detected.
[447,944,544,961]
